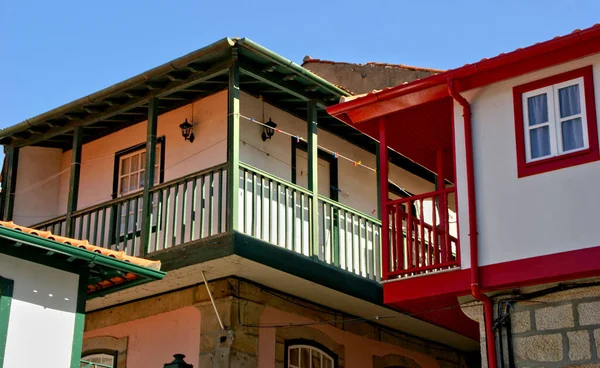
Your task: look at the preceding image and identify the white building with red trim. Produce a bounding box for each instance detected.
[328,24,600,368]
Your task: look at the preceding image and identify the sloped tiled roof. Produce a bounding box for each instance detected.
[0,221,163,296]
[302,57,445,74]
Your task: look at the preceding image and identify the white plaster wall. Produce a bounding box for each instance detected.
[0,253,79,368]
[239,92,435,217]
[12,146,63,226]
[58,90,227,211]
[456,53,600,267]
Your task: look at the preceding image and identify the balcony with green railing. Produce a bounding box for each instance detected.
[32,159,382,282]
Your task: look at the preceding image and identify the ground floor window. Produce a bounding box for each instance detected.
[80,352,116,368]
[286,340,337,368]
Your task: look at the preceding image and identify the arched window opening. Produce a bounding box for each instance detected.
[80,352,116,368]
[286,341,337,368]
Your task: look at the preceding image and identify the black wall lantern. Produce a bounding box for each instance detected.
[179,119,195,143]
[261,118,277,141]
[164,354,193,368]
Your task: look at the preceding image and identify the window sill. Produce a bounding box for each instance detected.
[518,147,600,177]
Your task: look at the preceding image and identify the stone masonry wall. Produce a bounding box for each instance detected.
[508,285,600,367]
[462,284,600,368]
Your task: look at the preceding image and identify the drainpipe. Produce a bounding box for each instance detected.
[447,79,498,368]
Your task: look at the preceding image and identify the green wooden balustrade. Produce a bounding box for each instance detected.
[32,162,382,281]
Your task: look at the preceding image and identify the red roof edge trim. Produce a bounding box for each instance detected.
[327,24,600,123]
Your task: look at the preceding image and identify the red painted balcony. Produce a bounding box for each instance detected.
[386,188,459,279]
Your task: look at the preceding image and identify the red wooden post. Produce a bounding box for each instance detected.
[378,119,390,280]
[436,149,448,263]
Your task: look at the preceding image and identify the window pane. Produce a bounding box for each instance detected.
[121,157,131,175]
[289,347,299,366]
[530,126,551,159]
[562,117,584,151]
[140,169,145,188]
[527,94,549,126]
[301,348,310,368]
[129,173,139,191]
[131,154,140,172]
[312,349,322,368]
[120,177,129,194]
[559,84,581,118]
[323,358,332,368]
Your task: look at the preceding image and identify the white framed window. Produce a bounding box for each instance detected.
[287,344,335,368]
[118,146,161,196]
[81,353,115,368]
[522,77,589,162]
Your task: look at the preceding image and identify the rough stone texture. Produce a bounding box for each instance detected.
[579,301,600,326]
[512,311,532,333]
[535,305,574,330]
[594,329,600,359]
[514,334,563,362]
[302,60,440,95]
[568,331,592,361]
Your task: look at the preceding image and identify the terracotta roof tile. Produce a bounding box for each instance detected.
[0,221,161,270]
[0,221,162,295]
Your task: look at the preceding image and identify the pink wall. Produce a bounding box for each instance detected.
[84,307,200,367]
[258,307,440,368]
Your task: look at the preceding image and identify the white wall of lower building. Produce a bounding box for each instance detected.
[0,253,79,368]
[455,53,600,268]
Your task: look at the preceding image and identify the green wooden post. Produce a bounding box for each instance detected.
[226,59,240,232]
[2,147,18,221]
[69,271,88,368]
[140,98,158,257]
[307,101,319,259]
[66,126,83,237]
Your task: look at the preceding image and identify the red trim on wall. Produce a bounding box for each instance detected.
[384,244,600,305]
[512,66,599,177]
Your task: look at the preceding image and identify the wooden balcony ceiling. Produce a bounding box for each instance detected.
[0,37,439,183]
[0,221,165,298]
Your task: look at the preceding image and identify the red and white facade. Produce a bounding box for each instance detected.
[328,24,600,367]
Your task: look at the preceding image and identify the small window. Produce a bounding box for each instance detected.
[117,146,161,196]
[113,137,165,198]
[286,341,337,368]
[81,353,115,368]
[513,66,599,177]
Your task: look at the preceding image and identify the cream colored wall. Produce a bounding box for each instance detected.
[0,253,79,368]
[58,90,227,211]
[239,92,435,217]
[455,53,600,268]
[12,146,63,226]
[83,306,201,368]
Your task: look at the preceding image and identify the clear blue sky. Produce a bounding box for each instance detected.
[1,0,598,129]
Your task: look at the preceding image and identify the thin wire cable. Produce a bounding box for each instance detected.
[238,113,377,173]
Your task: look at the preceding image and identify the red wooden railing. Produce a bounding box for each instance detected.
[385,187,460,278]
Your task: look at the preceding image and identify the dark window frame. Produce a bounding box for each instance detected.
[111,136,166,200]
[284,338,338,368]
[291,137,339,201]
[109,137,166,244]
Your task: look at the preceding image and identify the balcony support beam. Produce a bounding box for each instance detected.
[307,100,319,258]
[227,58,240,232]
[2,147,19,221]
[140,97,158,257]
[66,126,82,237]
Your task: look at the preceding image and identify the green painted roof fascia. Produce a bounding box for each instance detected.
[0,38,235,140]
[0,226,165,281]
[236,38,351,98]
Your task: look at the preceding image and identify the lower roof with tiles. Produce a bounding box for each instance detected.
[0,221,165,298]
